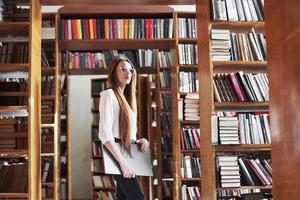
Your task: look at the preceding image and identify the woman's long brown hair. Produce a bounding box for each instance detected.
[107,56,137,154]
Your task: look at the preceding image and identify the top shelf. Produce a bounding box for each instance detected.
[211,21,265,32]
[41,0,195,5]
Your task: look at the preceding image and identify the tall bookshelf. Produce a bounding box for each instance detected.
[0,0,42,199]
[197,0,271,200]
[57,5,177,200]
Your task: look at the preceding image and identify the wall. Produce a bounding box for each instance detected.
[69,75,106,200]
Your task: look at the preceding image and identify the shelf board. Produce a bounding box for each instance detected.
[215,144,271,152]
[180,120,199,124]
[179,64,199,70]
[0,193,28,198]
[42,95,56,100]
[211,21,265,32]
[136,68,157,74]
[213,61,267,73]
[0,63,29,72]
[0,22,29,36]
[69,68,108,75]
[214,102,269,111]
[178,38,197,43]
[216,185,272,191]
[42,67,56,75]
[41,0,195,5]
[0,92,28,96]
[0,149,28,158]
[59,39,176,51]
[181,177,201,181]
[41,153,55,157]
[93,186,116,191]
[0,132,27,138]
[181,149,200,153]
[42,182,54,187]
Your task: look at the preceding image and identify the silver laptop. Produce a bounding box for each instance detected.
[102,142,153,177]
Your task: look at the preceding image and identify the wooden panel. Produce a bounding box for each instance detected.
[213,61,267,73]
[29,0,42,199]
[41,0,195,5]
[265,0,300,199]
[59,5,174,15]
[0,22,29,36]
[211,21,265,33]
[196,0,216,199]
[0,64,29,72]
[54,13,61,200]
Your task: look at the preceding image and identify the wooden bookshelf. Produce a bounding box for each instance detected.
[197,0,271,199]
[0,64,29,72]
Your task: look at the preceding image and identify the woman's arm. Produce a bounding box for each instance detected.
[104,140,136,178]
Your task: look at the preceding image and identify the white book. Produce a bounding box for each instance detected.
[220,170,240,175]
[221,179,241,183]
[93,175,103,187]
[247,0,259,21]
[220,140,240,144]
[218,156,238,162]
[249,159,271,185]
[241,0,253,21]
[251,115,260,144]
[221,166,240,170]
[263,114,271,143]
[235,0,246,21]
[221,175,240,179]
[219,116,239,121]
[212,115,219,145]
[255,74,268,101]
[221,182,241,188]
[239,114,246,144]
[219,120,239,126]
[42,162,50,182]
[225,0,239,21]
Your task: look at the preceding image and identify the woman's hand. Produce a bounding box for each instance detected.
[136,138,149,152]
[119,160,136,178]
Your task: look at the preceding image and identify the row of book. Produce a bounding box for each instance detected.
[179,71,199,93]
[92,142,102,156]
[93,191,115,200]
[178,93,200,121]
[91,158,104,173]
[161,93,172,110]
[65,49,160,69]
[178,18,197,38]
[211,0,264,21]
[213,72,269,102]
[60,18,174,40]
[180,127,200,150]
[0,42,29,64]
[93,175,115,188]
[159,71,171,88]
[217,188,272,200]
[42,158,53,183]
[91,79,107,94]
[1,1,29,22]
[42,27,55,40]
[181,185,201,200]
[0,162,28,192]
[212,112,271,145]
[161,134,172,153]
[162,156,173,178]
[178,44,198,65]
[181,155,201,178]
[211,29,266,61]
[160,113,172,130]
[216,155,272,188]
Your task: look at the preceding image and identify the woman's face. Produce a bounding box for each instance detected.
[115,61,134,87]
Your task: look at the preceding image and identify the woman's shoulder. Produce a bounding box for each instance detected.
[100,88,115,99]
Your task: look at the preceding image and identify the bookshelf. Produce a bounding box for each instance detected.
[57,5,177,200]
[197,0,271,199]
[0,0,42,199]
[175,11,201,200]
[90,78,116,199]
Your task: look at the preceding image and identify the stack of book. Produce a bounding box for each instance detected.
[218,116,240,145]
[181,185,201,200]
[184,93,199,121]
[211,29,231,61]
[217,155,241,188]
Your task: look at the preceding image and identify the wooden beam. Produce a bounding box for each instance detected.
[265,0,300,199]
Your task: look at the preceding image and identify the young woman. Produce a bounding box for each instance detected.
[98,56,149,200]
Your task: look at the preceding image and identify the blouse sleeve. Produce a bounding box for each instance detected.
[98,90,115,144]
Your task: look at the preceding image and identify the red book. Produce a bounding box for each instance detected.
[64,20,68,39]
[145,19,149,39]
[192,128,200,149]
[92,19,97,40]
[246,158,266,185]
[149,18,154,39]
[228,72,246,101]
[71,19,78,40]
[91,53,96,69]
[112,19,117,39]
[84,19,90,40]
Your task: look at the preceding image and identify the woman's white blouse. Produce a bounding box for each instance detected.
[98,89,137,144]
